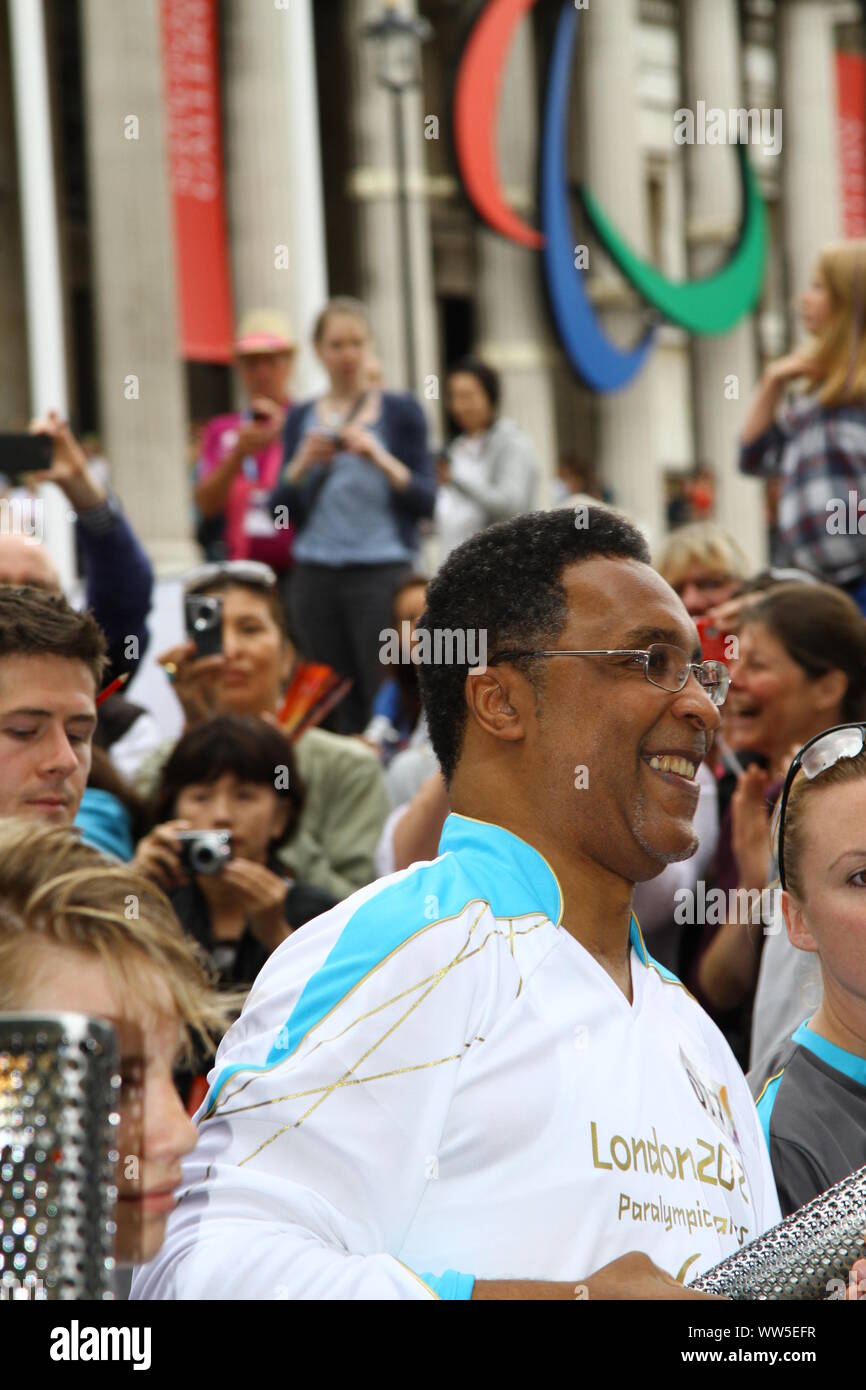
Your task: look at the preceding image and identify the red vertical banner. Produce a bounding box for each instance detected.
[160,0,234,362]
[836,52,866,239]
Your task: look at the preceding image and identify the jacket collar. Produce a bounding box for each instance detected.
[438,812,564,926]
[437,812,649,962]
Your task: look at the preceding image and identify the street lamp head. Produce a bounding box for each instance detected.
[362,3,433,93]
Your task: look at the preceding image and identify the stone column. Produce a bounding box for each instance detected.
[222,0,328,396]
[0,0,28,425]
[778,0,843,303]
[8,0,74,585]
[474,11,559,508]
[681,0,767,564]
[578,0,666,548]
[79,0,196,574]
[343,0,440,406]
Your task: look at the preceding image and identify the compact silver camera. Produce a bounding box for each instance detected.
[176,830,233,876]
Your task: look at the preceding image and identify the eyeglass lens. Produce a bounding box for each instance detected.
[645,644,728,706]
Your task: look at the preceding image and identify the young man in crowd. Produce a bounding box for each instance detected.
[133,509,804,1301]
[0,585,105,824]
[0,412,159,777]
[0,590,229,1289]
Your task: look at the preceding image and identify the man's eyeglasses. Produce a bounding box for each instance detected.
[774,722,866,891]
[487,643,730,708]
[184,560,277,594]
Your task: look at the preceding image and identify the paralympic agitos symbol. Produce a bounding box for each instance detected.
[453,0,767,392]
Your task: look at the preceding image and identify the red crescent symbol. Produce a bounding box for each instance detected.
[453,0,544,250]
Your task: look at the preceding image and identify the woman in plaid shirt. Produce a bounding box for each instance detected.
[739,240,866,613]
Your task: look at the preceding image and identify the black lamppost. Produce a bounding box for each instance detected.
[362,2,432,392]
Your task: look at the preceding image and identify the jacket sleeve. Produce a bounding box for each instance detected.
[76,497,154,679]
[448,424,538,520]
[387,395,436,520]
[128,896,494,1300]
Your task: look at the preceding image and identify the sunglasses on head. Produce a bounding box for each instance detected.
[184,560,277,595]
[774,722,866,890]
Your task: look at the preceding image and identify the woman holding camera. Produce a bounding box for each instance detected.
[269,296,435,734]
[134,714,336,1108]
[134,714,336,985]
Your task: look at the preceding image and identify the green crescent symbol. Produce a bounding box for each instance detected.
[580,145,767,334]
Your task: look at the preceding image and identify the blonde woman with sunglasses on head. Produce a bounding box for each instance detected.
[749,725,866,1236]
[740,240,866,612]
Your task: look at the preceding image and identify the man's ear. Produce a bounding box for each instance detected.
[464,667,529,745]
[782,889,818,953]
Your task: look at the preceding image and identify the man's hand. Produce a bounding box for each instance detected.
[28,410,107,511]
[471,1252,724,1300]
[845,1258,866,1299]
[582,1251,725,1299]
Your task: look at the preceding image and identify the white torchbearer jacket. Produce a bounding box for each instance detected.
[131,813,781,1301]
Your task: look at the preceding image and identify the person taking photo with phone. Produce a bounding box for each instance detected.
[194,311,296,607]
[268,296,435,735]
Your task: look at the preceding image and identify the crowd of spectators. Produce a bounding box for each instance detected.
[2,240,866,1287]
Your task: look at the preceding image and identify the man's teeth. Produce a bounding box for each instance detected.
[648,754,696,779]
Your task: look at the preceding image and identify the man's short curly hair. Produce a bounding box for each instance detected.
[0,585,107,689]
[416,508,651,784]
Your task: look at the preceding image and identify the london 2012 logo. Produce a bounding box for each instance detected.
[453,0,767,392]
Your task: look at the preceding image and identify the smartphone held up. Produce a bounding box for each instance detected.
[0,432,53,480]
[185,594,223,657]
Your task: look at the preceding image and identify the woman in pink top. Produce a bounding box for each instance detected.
[195,310,296,596]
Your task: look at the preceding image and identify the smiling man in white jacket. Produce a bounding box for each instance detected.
[132,507,782,1301]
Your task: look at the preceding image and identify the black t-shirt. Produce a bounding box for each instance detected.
[171,871,336,990]
[749,1020,866,1216]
